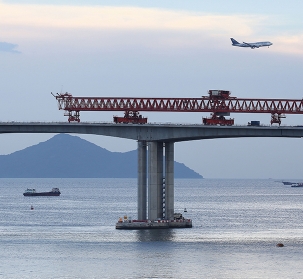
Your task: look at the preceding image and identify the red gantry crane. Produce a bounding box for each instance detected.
[52,90,303,125]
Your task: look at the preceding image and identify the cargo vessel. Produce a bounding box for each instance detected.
[23,188,61,196]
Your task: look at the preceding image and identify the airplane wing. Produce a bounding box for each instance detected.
[243,42,259,48]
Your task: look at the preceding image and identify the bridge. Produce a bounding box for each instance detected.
[1,122,303,223]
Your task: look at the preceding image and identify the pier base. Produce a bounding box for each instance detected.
[116,214,192,230]
[116,219,192,230]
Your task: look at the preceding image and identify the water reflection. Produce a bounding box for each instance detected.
[136,229,176,242]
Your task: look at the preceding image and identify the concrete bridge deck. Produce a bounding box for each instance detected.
[1,122,303,142]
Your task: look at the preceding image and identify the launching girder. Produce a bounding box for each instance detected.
[53,92,303,124]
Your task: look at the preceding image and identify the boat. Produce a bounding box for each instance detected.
[281,180,303,187]
[291,183,303,188]
[282,181,294,185]
[23,188,61,196]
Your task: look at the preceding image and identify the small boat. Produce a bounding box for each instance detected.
[282,181,294,185]
[23,188,61,196]
[291,183,303,188]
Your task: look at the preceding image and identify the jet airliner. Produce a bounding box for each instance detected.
[230,38,272,49]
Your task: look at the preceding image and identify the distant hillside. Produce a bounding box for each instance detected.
[0,134,203,178]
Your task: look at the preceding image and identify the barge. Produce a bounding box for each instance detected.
[23,188,61,196]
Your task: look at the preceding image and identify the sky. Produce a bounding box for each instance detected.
[1,0,303,179]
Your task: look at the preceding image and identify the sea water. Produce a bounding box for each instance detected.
[0,178,303,279]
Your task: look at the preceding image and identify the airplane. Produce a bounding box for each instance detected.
[230,38,272,49]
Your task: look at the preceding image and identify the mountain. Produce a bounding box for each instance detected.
[0,134,203,178]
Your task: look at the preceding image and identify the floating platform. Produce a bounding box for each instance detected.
[116,216,192,230]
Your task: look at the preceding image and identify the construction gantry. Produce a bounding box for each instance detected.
[52,90,303,125]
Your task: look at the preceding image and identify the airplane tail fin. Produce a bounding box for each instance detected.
[230,38,240,45]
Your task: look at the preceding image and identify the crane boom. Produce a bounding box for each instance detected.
[53,91,303,125]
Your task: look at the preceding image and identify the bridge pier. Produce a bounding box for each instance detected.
[126,140,193,229]
[137,141,175,221]
[148,142,164,220]
[165,142,174,220]
[137,141,147,220]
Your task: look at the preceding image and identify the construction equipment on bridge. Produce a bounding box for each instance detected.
[248,121,261,126]
[202,90,234,125]
[113,111,147,124]
[202,113,234,126]
[271,113,286,125]
[52,90,303,125]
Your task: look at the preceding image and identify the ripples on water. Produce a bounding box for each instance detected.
[1,178,303,278]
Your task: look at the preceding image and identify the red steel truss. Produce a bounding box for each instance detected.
[53,92,303,124]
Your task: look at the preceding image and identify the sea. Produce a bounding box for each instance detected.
[1,178,303,279]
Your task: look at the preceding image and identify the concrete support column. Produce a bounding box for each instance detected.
[165,142,174,220]
[137,141,147,220]
[148,142,163,221]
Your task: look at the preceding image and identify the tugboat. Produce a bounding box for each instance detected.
[23,188,61,196]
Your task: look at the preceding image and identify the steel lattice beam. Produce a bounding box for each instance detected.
[52,92,303,124]
[54,93,303,114]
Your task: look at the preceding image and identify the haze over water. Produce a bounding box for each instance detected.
[1,178,303,278]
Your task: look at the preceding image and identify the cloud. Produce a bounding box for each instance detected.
[0,3,267,53]
[272,35,303,56]
[0,3,302,56]
[0,3,262,34]
[0,42,20,53]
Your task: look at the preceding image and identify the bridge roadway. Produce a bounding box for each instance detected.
[1,122,303,141]
[2,122,303,223]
